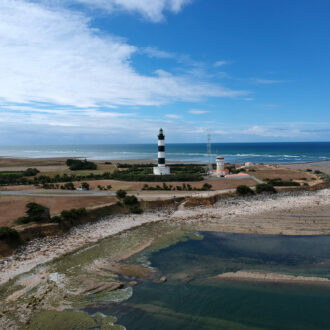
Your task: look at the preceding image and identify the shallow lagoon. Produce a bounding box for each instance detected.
[86,232,330,329]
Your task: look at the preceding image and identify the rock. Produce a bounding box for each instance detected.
[100,262,154,279]
[154,276,167,284]
[79,277,124,295]
[128,281,138,287]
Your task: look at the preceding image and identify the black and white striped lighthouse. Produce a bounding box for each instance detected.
[153,128,170,175]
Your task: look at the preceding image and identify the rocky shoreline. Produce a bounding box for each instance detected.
[0,188,330,286]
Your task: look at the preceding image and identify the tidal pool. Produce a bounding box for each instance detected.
[85,232,330,329]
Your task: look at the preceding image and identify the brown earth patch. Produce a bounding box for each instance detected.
[0,195,116,226]
[251,164,316,181]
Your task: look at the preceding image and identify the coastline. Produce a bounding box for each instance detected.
[1,188,329,286]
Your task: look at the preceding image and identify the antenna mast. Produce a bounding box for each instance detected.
[207,134,212,174]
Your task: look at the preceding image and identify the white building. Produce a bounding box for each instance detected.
[216,155,225,177]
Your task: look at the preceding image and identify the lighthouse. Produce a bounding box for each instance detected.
[153,128,170,175]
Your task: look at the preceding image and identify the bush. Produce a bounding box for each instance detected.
[15,217,31,225]
[256,184,277,194]
[63,182,75,190]
[61,208,87,219]
[267,179,300,187]
[0,227,20,242]
[26,202,49,222]
[202,183,212,191]
[81,182,90,190]
[50,216,62,223]
[129,205,143,214]
[66,159,97,171]
[236,185,254,196]
[123,195,138,206]
[116,189,127,199]
[23,168,40,176]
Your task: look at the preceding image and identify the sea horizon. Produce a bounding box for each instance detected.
[0,141,329,164]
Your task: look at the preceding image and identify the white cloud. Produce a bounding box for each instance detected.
[0,0,246,110]
[214,60,231,67]
[67,0,192,22]
[165,114,182,119]
[252,78,287,85]
[141,47,174,59]
[188,109,210,115]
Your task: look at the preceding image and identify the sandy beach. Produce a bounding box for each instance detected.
[1,188,329,286]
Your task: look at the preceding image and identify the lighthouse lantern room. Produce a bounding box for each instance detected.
[153,128,170,175]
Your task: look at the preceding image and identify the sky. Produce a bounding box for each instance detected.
[1,0,330,144]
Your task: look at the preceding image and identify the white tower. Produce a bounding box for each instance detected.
[216,155,225,177]
[153,128,170,175]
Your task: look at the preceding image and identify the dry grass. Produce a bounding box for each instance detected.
[0,195,117,227]
[251,164,316,181]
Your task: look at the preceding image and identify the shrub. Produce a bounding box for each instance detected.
[123,195,138,206]
[236,185,254,196]
[63,182,75,190]
[66,159,97,171]
[26,202,49,222]
[81,182,90,190]
[60,208,87,226]
[61,208,87,218]
[202,183,212,191]
[129,205,143,214]
[256,184,277,194]
[23,168,40,176]
[15,217,31,225]
[116,189,127,199]
[0,227,20,242]
[50,216,62,223]
[267,179,300,187]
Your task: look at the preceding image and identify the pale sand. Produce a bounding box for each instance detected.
[213,271,330,284]
[0,189,329,285]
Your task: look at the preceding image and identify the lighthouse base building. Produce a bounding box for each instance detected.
[153,128,171,176]
[153,166,170,175]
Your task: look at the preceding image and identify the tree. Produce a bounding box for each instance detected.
[26,202,49,222]
[123,195,138,206]
[116,189,127,199]
[81,182,90,190]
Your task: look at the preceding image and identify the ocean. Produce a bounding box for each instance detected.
[0,142,329,164]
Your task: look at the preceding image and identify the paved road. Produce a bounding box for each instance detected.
[0,190,116,197]
[0,188,237,199]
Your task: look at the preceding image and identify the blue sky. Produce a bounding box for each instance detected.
[0,0,329,144]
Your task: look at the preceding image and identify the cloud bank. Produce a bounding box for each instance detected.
[0,0,244,109]
[71,0,192,22]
